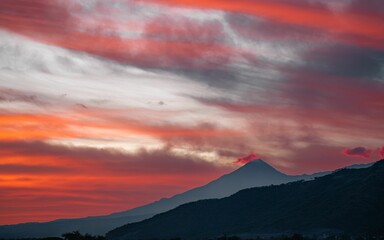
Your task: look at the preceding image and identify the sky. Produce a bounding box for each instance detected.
[0,0,383,225]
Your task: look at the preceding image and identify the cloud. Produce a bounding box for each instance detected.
[270,143,373,175]
[378,146,384,158]
[151,0,383,49]
[302,43,384,78]
[216,149,245,158]
[162,124,256,163]
[0,140,231,175]
[233,153,261,165]
[225,12,324,42]
[0,1,235,70]
[0,30,135,76]
[144,15,226,44]
[342,147,373,158]
[0,88,38,103]
[0,0,71,36]
[194,93,384,141]
[0,164,71,175]
[0,108,236,143]
[346,0,383,19]
[276,74,384,125]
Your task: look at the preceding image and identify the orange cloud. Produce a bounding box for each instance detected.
[0,107,236,143]
[0,113,75,141]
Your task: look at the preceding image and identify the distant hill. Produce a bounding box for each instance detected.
[0,160,371,238]
[107,160,384,240]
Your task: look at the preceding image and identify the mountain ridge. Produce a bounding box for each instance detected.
[107,159,384,239]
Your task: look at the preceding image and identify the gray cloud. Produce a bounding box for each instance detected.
[342,146,373,158]
[303,43,384,78]
[0,88,38,103]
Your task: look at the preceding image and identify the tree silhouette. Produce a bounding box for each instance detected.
[62,231,81,240]
[292,233,304,240]
[62,231,105,240]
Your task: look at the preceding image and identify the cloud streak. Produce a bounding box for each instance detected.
[150,0,384,49]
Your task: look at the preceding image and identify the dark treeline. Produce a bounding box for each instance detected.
[214,234,384,240]
[0,231,105,240]
[2,232,384,240]
[199,234,384,240]
[62,231,105,240]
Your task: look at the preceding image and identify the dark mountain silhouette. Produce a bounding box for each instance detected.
[110,160,300,219]
[0,160,371,238]
[107,159,384,240]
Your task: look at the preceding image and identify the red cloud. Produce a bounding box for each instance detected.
[0,0,236,70]
[144,16,225,43]
[342,147,372,159]
[378,146,384,158]
[152,0,384,49]
[234,153,261,164]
